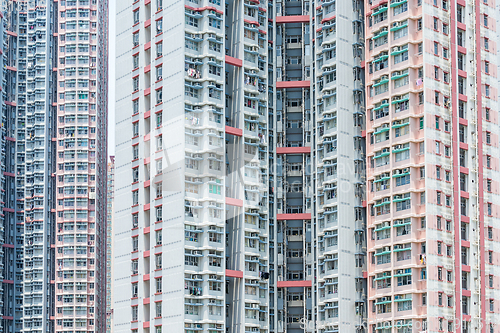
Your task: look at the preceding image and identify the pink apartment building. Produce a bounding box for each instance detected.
[55,0,109,332]
[365,0,500,332]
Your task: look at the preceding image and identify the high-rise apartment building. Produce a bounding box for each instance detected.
[55,0,109,332]
[113,0,500,332]
[113,0,367,332]
[1,5,24,332]
[107,156,115,333]
[0,0,109,332]
[273,0,366,332]
[365,0,500,332]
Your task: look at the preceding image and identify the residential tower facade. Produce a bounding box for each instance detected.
[113,0,367,332]
[0,1,109,332]
[365,0,500,332]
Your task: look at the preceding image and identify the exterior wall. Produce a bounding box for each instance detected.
[107,156,115,332]
[365,0,500,332]
[113,0,270,332]
[1,6,22,332]
[54,0,108,332]
[17,1,58,332]
[113,0,366,333]
[312,0,367,332]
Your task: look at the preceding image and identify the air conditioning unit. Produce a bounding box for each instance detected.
[384,246,390,252]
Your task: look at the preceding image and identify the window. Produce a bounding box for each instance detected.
[436,141,440,154]
[156,89,163,104]
[133,32,139,47]
[133,99,139,114]
[435,116,440,129]
[393,1,408,15]
[434,42,439,55]
[485,37,489,50]
[393,25,408,40]
[185,16,199,27]
[484,15,488,27]
[155,254,162,269]
[433,17,439,30]
[458,52,465,71]
[133,77,139,91]
[156,112,163,128]
[457,29,465,46]
[156,135,163,151]
[156,65,163,81]
[133,9,140,24]
[156,18,163,34]
[156,42,163,57]
[486,132,491,144]
[155,230,162,246]
[485,61,490,74]
[133,122,139,136]
[156,301,162,318]
[156,277,162,293]
[156,206,163,221]
[156,183,163,198]
[132,306,138,321]
[209,18,221,29]
[443,47,448,58]
[443,24,449,34]
[132,191,139,205]
[133,54,139,69]
[435,91,440,104]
